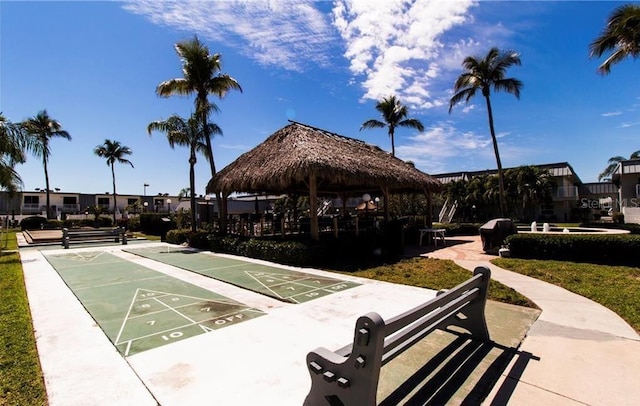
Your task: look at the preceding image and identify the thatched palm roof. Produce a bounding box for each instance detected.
[207,121,441,196]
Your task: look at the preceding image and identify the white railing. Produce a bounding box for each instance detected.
[438,199,457,223]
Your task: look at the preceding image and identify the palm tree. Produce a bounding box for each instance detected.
[449,47,523,217]
[589,4,640,75]
[598,150,640,181]
[178,187,190,201]
[360,95,424,157]
[0,113,27,193]
[148,114,219,232]
[93,140,134,224]
[21,110,71,218]
[157,36,241,232]
[157,36,241,176]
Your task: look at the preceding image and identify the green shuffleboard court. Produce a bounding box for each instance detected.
[124,246,360,304]
[44,251,265,356]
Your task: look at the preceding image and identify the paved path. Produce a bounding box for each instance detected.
[418,235,640,406]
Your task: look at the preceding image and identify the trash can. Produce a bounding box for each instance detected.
[160,217,172,242]
[479,218,517,253]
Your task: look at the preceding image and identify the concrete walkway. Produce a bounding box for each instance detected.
[420,235,640,406]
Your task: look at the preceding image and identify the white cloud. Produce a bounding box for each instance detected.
[601,111,622,117]
[395,121,492,172]
[333,0,479,109]
[122,0,338,72]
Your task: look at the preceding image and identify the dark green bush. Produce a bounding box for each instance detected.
[140,213,176,235]
[19,216,48,230]
[241,239,311,266]
[506,233,640,266]
[166,229,190,245]
[612,212,625,224]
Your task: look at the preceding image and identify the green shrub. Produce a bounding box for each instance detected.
[19,216,47,230]
[506,233,640,266]
[126,216,140,231]
[166,229,189,245]
[612,212,625,224]
[140,213,176,235]
[239,239,311,266]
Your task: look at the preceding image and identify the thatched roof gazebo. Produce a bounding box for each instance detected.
[207,121,441,239]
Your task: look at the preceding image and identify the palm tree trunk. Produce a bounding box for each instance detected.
[43,157,52,219]
[111,163,117,225]
[389,128,396,157]
[484,95,507,217]
[189,154,197,233]
[198,95,226,234]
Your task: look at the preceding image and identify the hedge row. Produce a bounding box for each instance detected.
[506,233,640,266]
[165,230,316,266]
[165,228,402,268]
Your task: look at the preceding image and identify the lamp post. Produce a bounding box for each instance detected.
[362,193,371,218]
[204,195,211,224]
[167,199,172,213]
[143,201,148,213]
[144,183,149,196]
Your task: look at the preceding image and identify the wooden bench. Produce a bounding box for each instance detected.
[62,227,127,249]
[303,266,491,406]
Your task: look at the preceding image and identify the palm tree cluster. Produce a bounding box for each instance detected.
[153,35,242,232]
[0,114,27,194]
[445,166,555,223]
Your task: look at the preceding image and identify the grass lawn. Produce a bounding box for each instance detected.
[493,258,640,333]
[327,257,537,309]
[0,230,47,405]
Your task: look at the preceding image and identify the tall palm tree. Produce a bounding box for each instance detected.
[156,36,241,177]
[589,4,640,75]
[21,110,71,218]
[157,36,241,232]
[93,139,134,224]
[0,113,27,193]
[360,95,424,157]
[148,114,218,232]
[598,150,640,181]
[449,47,523,217]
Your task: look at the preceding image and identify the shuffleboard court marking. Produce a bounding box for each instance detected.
[245,271,358,304]
[123,246,360,303]
[43,251,266,357]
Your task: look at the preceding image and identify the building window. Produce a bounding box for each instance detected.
[24,195,39,204]
[63,196,77,204]
[127,198,138,205]
[97,197,110,208]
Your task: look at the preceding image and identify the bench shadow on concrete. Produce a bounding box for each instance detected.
[377,301,541,405]
[379,331,540,405]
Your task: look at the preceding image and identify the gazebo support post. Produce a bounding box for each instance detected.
[309,174,319,240]
[381,186,390,223]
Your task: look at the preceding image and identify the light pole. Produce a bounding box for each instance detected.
[144,183,149,196]
[143,201,148,213]
[204,195,211,224]
[167,199,172,213]
[362,193,371,218]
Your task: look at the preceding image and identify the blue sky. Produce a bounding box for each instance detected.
[2,0,639,196]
